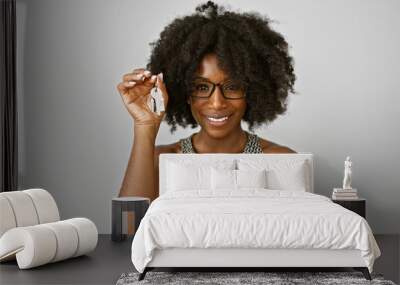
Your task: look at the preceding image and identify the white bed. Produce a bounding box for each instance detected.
[130,153,381,281]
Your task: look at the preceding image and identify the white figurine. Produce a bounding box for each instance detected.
[342,156,352,189]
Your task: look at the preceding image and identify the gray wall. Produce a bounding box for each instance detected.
[16,0,400,234]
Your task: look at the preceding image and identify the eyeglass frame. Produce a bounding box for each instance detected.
[189,77,247,100]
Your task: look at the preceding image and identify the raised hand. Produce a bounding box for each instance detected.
[117,68,168,127]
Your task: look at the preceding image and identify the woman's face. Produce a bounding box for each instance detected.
[187,53,247,138]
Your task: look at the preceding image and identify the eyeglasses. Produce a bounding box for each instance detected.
[189,78,247,100]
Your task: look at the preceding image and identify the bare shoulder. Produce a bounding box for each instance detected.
[258,137,296,154]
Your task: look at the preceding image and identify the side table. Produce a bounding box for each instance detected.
[111,196,150,242]
[332,197,366,218]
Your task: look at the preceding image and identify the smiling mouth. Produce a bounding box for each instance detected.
[204,114,231,126]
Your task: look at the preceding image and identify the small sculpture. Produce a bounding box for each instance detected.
[342,156,352,189]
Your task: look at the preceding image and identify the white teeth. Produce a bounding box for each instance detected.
[207,116,228,122]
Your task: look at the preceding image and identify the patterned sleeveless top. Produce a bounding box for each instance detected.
[179,131,263,153]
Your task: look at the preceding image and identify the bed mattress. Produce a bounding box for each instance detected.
[131,189,380,273]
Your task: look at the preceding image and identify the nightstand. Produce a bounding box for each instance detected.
[332,198,366,218]
[111,197,150,242]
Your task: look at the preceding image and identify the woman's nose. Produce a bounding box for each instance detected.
[208,86,227,108]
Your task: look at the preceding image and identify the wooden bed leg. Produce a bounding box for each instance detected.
[138,268,148,281]
[354,267,372,280]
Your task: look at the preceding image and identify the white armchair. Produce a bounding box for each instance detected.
[0,188,98,269]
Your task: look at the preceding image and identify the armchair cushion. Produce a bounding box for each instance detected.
[0,218,97,269]
[0,189,97,269]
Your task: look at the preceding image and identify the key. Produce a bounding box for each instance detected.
[149,86,165,115]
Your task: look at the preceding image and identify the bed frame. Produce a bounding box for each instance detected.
[138,153,371,281]
[140,248,371,280]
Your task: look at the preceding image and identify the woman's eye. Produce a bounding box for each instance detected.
[224,83,240,91]
[196,84,209,91]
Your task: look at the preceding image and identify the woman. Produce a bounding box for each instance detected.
[117,1,296,201]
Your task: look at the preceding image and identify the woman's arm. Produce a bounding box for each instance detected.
[116,68,168,201]
[118,125,158,201]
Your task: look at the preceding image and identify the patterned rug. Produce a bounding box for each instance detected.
[116,271,397,285]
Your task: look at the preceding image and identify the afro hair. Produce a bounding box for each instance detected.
[146,1,296,133]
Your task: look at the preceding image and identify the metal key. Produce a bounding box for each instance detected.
[149,86,164,115]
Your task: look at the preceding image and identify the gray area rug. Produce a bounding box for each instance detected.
[116,271,396,285]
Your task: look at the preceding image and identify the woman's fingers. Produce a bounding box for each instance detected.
[118,68,151,89]
[117,68,164,103]
[117,82,135,105]
[123,71,151,83]
[143,70,152,77]
[116,68,169,126]
[117,81,129,94]
[132,68,146,74]
[147,74,157,85]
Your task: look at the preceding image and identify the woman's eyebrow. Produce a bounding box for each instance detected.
[193,76,231,82]
[193,76,210,81]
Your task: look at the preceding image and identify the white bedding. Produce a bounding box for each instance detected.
[131,189,381,273]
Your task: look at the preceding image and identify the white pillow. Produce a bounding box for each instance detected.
[211,168,267,190]
[266,162,307,191]
[167,160,235,192]
[236,169,267,188]
[238,159,309,191]
[211,168,236,190]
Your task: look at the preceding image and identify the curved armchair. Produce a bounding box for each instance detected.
[0,188,98,269]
